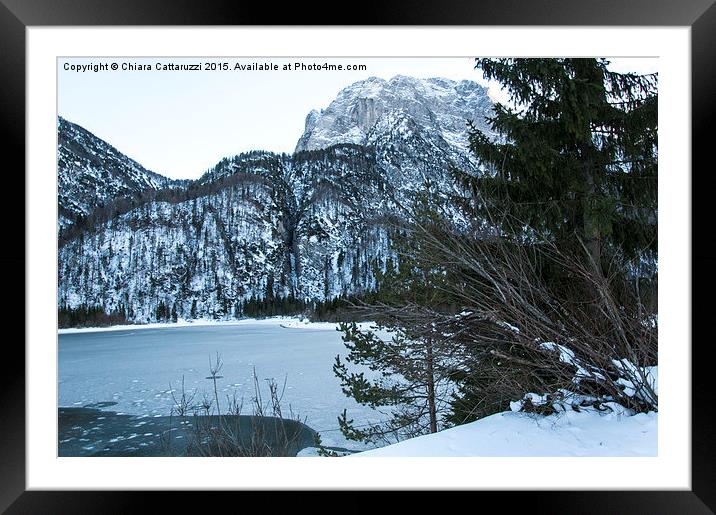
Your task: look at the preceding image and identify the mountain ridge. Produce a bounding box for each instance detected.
[58,116,177,231]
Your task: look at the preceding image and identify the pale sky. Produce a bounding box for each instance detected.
[58,57,657,180]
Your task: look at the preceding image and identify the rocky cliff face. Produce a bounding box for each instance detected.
[295,75,494,156]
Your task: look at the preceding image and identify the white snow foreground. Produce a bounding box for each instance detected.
[342,358,658,458]
[344,408,656,457]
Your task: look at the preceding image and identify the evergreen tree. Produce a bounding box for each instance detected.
[438,58,660,422]
[333,323,435,444]
[461,58,657,276]
[333,183,456,444]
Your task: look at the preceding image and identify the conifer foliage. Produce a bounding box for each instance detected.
[443,58,659,421]
[332,185,459,444]
[462,58,657,273]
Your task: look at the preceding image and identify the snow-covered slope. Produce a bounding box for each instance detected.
[57,117,174,231]
[58,145,393,321]
[349,408,657,457]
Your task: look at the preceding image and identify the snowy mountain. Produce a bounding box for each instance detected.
[57,117,174,231]
[58,76,495,323]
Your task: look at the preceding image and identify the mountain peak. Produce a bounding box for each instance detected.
[295,75,494,153]
[57,116,173,231]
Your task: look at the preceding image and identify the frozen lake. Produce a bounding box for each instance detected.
[58,319,385,451]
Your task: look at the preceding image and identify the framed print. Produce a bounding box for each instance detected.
[4,0,715,512]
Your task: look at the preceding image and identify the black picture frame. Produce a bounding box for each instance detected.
[4,0,715,512]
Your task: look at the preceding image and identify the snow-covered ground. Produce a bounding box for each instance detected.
[344,408,657,457]
[58,317,384,451]
[57,316,339,334]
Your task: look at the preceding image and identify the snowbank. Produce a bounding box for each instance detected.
[58,316,384,335]
[350,409,657,457]
[58,316,339,334]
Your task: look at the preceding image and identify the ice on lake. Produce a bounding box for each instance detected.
[58,318,385,451]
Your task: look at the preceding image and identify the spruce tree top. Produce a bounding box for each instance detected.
[465,58,657,264]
